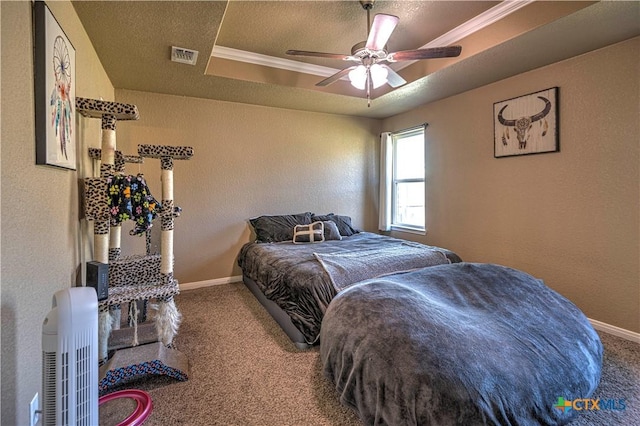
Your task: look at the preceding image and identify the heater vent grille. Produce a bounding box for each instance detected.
[171,46,199,65]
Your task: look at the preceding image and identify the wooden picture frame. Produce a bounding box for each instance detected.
[494,87,558,158]
[34,0,77,170]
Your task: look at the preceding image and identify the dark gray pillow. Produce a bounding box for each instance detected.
[249,212,312,242]
[322,221,342,241]
[312,213,359,237]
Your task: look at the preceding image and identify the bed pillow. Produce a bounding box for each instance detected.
[312,213,359,237]
[249,212,312,242]
[322,220,342,241]
[293,221,325,244]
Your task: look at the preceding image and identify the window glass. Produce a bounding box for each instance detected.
[391,128,425,231]
[395,134,424,180]
[394,181,425,227]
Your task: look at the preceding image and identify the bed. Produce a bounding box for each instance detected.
[320,263,603,425]
[237,213,461,348]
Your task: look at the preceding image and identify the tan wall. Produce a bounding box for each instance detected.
[0,1,114,424]
[113,90,381,283]
[382,37,639,333]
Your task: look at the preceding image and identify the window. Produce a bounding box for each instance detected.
[391,126,425,232]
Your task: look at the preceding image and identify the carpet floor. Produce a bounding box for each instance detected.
[99,282,639,426]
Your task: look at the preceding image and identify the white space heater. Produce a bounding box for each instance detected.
[42,287,98,426]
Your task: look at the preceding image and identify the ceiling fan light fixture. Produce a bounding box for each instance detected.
[349,63,388,90]
[370,63,388,89]
[349,65,367,90]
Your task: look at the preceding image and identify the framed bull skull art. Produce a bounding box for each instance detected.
[494,87,558,158]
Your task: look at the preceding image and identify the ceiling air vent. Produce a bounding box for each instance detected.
[171,46,199,65]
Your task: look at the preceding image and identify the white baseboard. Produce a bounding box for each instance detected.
[180,275,243,291]
[589,318,640,343]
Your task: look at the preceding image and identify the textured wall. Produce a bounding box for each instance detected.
[0,1,113,424]
[113,90,381,283]
[382,37,639,333]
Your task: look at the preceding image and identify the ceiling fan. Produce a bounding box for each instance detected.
[286,0,462,106]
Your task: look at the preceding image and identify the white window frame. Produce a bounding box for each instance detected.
[390,125,426,234]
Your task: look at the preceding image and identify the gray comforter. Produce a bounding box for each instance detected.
[320,263,603,425]
[238,232,461,344]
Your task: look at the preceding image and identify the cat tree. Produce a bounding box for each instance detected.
[77,97,192,393]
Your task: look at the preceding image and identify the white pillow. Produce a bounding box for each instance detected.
[293,221,325,244]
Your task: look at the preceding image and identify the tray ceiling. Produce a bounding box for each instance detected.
[72,1,640,119]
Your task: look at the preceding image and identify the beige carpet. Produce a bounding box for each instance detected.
[100,282,639,426]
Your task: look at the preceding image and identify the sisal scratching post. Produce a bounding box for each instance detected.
[158,158,177,345]
[103,129,120,333]
[99,118,117,262]
[160,165,174,280]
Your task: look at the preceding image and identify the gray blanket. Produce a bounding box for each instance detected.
[315,242,451,291]
[238,232,461,344]
[320,263,603,425]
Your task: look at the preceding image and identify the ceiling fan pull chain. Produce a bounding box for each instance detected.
[367,70,372,107]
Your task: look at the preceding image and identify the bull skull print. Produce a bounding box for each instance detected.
[498,96,551,149]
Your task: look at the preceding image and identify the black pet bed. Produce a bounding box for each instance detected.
[320,263,603,425]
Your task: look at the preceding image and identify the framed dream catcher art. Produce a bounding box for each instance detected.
[34,0,77,170]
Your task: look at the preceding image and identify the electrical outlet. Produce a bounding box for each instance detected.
[29,393,39,426]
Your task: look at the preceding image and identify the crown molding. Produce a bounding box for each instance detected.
[211,46,341,77]
[394,0,534,70]
[427,0,534,48]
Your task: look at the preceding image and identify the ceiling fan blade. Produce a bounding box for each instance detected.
[316,66,356,87]
[387,45,462,62]
[365,14,399,51]
[383,65,407,88]
[286,50,352,61]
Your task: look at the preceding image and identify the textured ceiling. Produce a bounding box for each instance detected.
[214,1,495,62]
[72,1,640,119]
